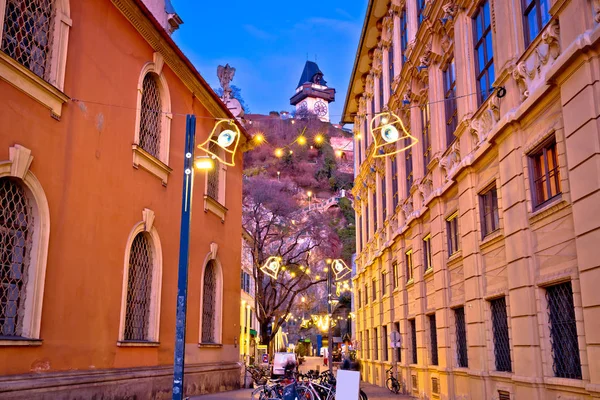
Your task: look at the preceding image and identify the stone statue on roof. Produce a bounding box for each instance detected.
[217,64,236,100]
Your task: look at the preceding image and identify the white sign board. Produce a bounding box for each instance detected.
[336,370,360,400]
[272,352,297,375]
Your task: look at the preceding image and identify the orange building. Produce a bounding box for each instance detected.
[0,0,247,398]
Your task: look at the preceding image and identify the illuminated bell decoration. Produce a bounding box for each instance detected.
[260,256,282,279]
[197,119,241,166]
[370,111,418,158]
[331,259,351,280]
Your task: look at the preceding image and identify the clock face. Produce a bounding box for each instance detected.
[314,100,328,117]
[298,101,308,111]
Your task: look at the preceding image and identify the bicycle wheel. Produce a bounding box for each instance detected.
[296,384,315,400]
[359,388,368,400]
[251,385,276,400]
[386,377,400,394]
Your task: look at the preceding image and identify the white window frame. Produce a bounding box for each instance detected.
[199,243,224,345]
[0,0,71,117]
[117,208,163,346]
[132,53,173,185]
[0,144,50,345]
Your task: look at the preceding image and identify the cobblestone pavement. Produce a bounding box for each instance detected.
[189,382,413,399]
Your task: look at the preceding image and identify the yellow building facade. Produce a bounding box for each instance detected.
[343,0,600,399]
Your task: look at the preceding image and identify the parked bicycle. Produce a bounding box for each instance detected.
[386,366,400,394]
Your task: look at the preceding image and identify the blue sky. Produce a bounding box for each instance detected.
[172,0,366,124]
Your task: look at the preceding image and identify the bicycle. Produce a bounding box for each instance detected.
[385,366,400,394]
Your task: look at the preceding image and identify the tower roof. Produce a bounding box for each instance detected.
[297,61,327,88]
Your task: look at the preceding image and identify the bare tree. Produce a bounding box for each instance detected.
[243,177,341,352]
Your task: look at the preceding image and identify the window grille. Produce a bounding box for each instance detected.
[443,59,458,146]
[546,282,582,379]
[411,375,418,392]
[523,0,551,46]
[0,178,33,337]
[124,233,153,341]
[431,377,440,395]
[206,142,220,200]
[530,139,561,208]
[423,235,432,271]
[480,186,499,238]
[490,297,512,371]
[429,314,438,365]
[394,322,401,362]
[455,307,468,367]
[382,325,388,361]
[139,73,162,158]
[447,214,459,256]
[498,390,510,400]
[421,104,431,169]
[202,261,217,343]
[473,1,495,104]
[381,175,387,221]
[410,319,417,364]
[406,250,413,282]
[1,0,56,81]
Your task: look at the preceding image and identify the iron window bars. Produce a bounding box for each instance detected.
[201,261,217,343]
[139,73,162,158]
[490,297,512,372]
[429,314,438,365]
[455,307,468,367]
[124,233,154,341]
[410,319,417,364]
[1,0,55,81]
[546,282,582,379]
[0,178,33,337]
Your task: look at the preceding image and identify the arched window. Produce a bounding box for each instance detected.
[132,55,172,185]
[201,260,217,343]
[1,0,55,80]
[0,144,51,343]
[139,73,162,159]
[124,232,153,341]
[0,1,71,116]
[0,177,33,337]
[118,209,163,345]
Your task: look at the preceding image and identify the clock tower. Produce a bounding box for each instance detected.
[290,61,336,122]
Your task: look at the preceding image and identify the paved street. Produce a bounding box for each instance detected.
[190,382,413,399]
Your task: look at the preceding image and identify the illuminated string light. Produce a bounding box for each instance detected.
[275,148,284,158]
[297,136,307,145]
[314,134,324,144]
[254,133,264,143]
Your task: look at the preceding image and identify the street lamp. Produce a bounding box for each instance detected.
[277,171,280,181]
[171,115,220,400]
[307,191,312,210]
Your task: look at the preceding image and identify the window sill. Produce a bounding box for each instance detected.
[480,230,503,250]
[132,145,172,186]
[0,338,42,347]
[405,279,414,288]
[543,376,586,389]
[117,341,160,347]
[0,51,69,118]
[447,251,462,266]
[204,195,227,221]
[198,343,223,348]
[424,268,434,278]
[529,197,567,224]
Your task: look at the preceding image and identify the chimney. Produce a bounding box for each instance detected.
[141,0,183,34]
